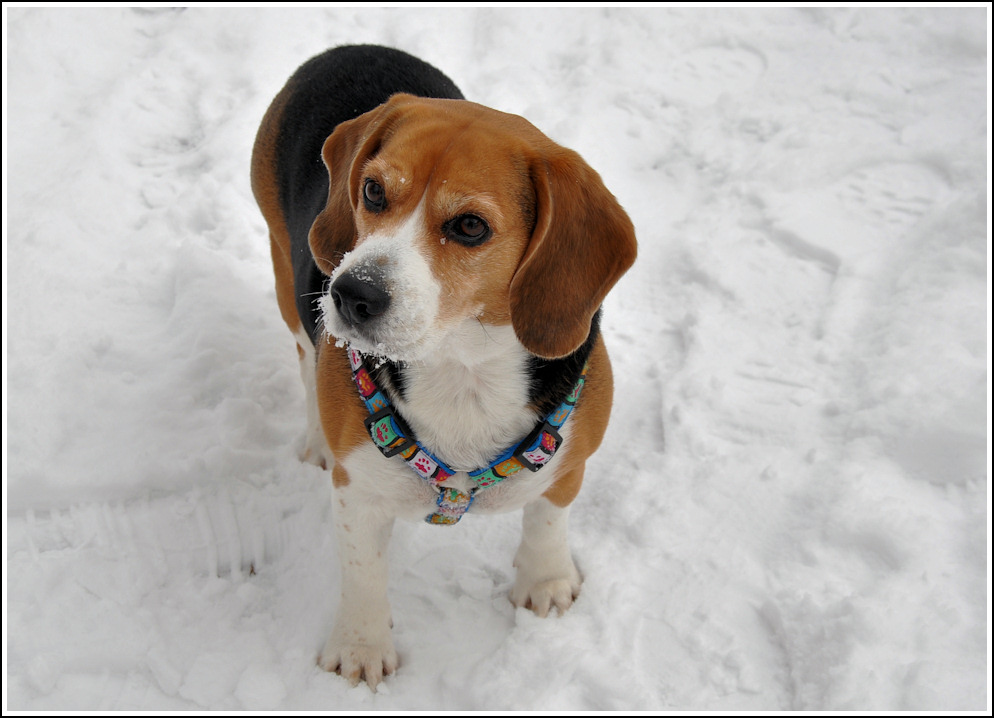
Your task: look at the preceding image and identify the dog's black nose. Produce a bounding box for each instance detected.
[331,272,391,326]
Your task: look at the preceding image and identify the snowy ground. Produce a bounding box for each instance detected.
[4,6,990,711]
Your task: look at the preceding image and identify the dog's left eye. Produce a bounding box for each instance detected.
[444,214,491,246]
[363,179,386,213]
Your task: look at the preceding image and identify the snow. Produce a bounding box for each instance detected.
[4,5,990,711]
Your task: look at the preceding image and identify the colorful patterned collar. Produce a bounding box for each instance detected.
[346,346,588,525]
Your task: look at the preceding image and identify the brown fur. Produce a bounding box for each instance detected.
[251,85,301,334]
[310,93,637,356]
[542,335,614,507]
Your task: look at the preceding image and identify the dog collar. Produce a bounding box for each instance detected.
[346,345,588,525]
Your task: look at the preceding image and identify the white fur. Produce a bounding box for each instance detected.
[395,322,537,472]
[319,202,443,363]
[319,483,398,689]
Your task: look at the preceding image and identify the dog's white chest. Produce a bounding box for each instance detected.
[394,322,538,472]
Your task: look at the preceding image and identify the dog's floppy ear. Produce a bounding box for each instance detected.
[510,147,637,359]
[308,100,400,276]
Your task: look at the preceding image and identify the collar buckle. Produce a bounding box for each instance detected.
[513,420,563,472]
[363,406,417,458]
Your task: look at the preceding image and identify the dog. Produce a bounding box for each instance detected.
[251,45,637,688]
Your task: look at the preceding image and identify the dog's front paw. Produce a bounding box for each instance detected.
[511,500,583,617]
[510,571,581,617]
[319,628,398,690]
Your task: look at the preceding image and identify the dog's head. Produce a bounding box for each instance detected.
[312,93,637,361]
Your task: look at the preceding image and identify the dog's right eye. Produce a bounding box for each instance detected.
[363,179,386,213]
[443,214,492,247]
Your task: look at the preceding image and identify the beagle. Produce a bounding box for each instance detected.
[251,45,637,688]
